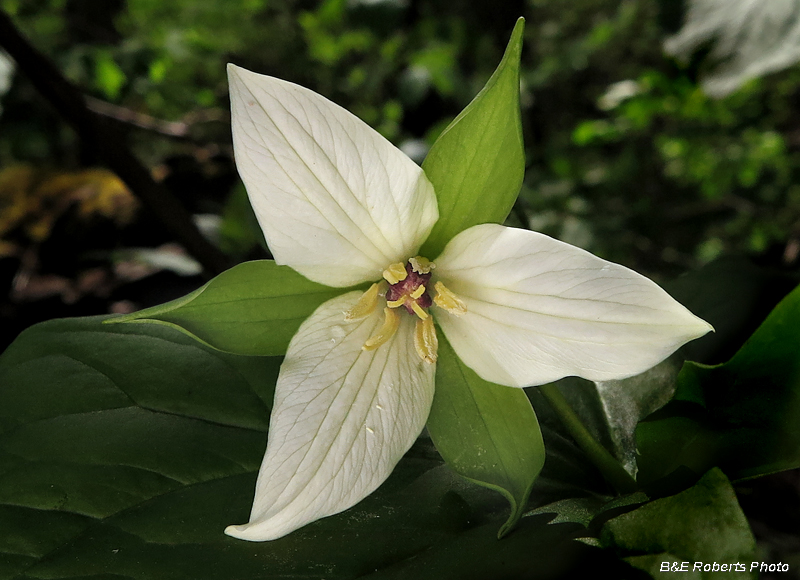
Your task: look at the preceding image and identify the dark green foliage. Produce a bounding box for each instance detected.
[0,316,642,579]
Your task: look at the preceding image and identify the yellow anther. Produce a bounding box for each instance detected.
[433,281,467,316]
[410,284,426,300]
[409,256,434,274]
[414,316,438,364]
[382,262,408,285]
[363,308,401,351]
[345,282,384,320]
[410,301,429,320]
[387,297,406,309]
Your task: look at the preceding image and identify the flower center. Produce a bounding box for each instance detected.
[384,258,434,320]
[345,256,466,364]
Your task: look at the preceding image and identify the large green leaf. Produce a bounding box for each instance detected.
[637,281,800,488]
[419,18,526,259]
[0,316,278,578]
[601,468,756,579]
[0,317,642,579]
[426,332,545,538]
[109,260,350,356]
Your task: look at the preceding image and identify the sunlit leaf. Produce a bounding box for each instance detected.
[94,50,127,100]
[0,165,137,244]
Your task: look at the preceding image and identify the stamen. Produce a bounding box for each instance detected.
[363,308,401,351]
[387,297,406,309]
[345,282,384,320]
[410,284,426,299]
[414,316,438,363]
[409,256,434,274]
[383,262,408,285]
[410,301,429,320]
[433,281,467,316]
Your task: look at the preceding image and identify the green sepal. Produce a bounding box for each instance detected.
[426,331,545,538]
[420,18,526,258]
[107,260,354,356]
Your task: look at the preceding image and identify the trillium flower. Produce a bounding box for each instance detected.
[223,64,712,542]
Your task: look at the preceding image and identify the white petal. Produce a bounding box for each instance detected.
[225,292,435,541]
[434,224,712,387]
[227,65,438,287]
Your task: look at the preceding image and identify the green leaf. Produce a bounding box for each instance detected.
[108,260,350,356]
[426,332,545,538]
[637,281,800,488]
[594,356,683,477]
[526,382,629,499]
[419,18,526,258]
[0,316,275,578]
[0,317,636,579]
[525,492,648,527]
[0,317,279,437]
[94,50,126,101]
[601,468,756,579]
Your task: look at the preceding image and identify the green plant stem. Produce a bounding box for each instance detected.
[538,383,638,494]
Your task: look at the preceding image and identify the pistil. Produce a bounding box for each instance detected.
[385,260,433,319]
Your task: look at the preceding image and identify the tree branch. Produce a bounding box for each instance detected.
[0,9,232,277]
[85,96,230,143]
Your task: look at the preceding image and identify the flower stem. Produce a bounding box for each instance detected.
[538,383,638,495]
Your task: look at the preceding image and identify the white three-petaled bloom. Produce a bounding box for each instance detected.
[224,64,713,542]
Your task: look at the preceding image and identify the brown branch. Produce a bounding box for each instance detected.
[0,10,232,277]
[85,96,191,138]
[85,96,230,143]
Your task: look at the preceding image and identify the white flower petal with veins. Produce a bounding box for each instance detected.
[435,224,713,388]
[225,292,435,541]
[228,65,438,288]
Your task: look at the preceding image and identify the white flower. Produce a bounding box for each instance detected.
[223,64,712,541]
